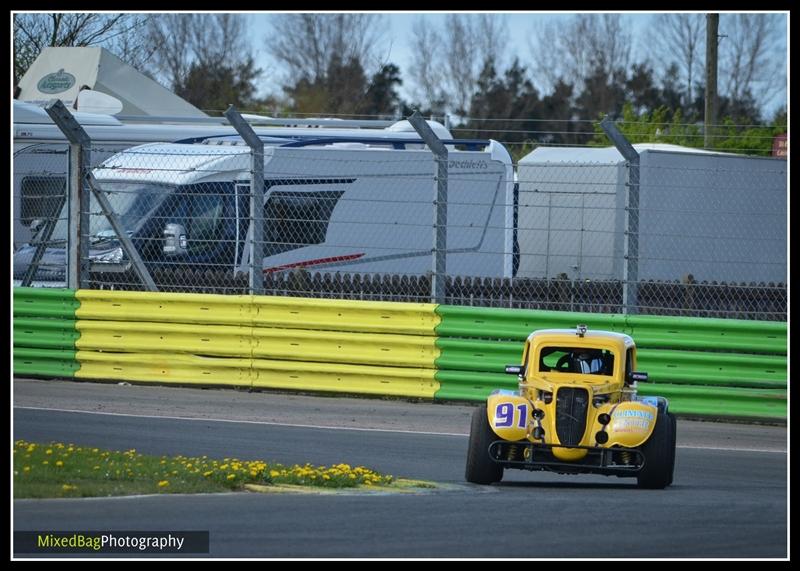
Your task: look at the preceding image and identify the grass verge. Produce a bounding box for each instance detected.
[13,440,400,498]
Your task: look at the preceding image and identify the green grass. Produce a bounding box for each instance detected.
[13,440,394,498]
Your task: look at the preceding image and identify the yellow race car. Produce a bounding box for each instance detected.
[466,325,676,488]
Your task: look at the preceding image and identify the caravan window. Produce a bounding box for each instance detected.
[20,176,66,227]
[264,190,344,256]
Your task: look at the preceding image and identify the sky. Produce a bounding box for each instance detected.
[244,11,788,119]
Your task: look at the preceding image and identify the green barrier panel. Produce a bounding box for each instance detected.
[13,318,79,349]
[433,372,785,420]
[434,305,627,341]
[624,314,786,354]
[435,338,522,373]
[637,350,786,389]
[434,369,513,401]
[435,339,786,389]
[13,347,79,378]
[435,306,787,355]
[13,288,80,378]
[13,287,79,319]
[637,384,787,420]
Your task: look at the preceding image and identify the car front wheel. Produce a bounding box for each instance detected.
[465,405,503,485]
[637,409,675,489]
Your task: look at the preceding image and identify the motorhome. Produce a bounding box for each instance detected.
[13,99,399,250]
[14,127,517,284]
[14,99,236,249]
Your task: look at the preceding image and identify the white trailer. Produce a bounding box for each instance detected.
[517,144,787,284]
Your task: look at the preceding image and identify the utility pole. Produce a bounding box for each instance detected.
[705,13,719,149]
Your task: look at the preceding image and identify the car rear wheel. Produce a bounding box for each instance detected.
[465,405,503,484]
[637,409,675,489]
[667,412,677,486]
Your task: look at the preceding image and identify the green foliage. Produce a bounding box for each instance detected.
[175,57,261,113]
[14,440,395,498]
[284,57,403,117]
[590,103,786,156]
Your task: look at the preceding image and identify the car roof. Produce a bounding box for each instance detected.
[526,329,635,351]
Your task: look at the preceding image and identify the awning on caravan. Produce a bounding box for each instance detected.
[17,47,206,118]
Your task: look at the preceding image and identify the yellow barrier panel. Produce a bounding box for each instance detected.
[76,321,253,358]
[251,296,440,335]
[251,359,439,398]
[73,290,442,397]
[75,321,439,368]
[76,290,254,325]
[251,328,438,368]
[75,351,252,387]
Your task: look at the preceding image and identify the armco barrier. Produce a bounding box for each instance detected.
[13,287,79,319]
[433,305,787,420]
[11,287,787,420]
[69,290,440,398]
[435,339,786,389]
[13,288,79,378]
[75,321,438,368]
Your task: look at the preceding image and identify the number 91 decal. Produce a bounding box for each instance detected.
[493,401,528,429]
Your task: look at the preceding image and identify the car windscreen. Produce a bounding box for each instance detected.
[538,346,615,375]
[47,182,172,244]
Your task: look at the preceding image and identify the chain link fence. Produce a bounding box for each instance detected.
[13,111,787,321]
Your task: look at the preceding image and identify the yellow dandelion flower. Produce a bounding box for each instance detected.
[55,461,64,467]
[23,466,31,473]
[62,484,76,491]
[269,470,280,478]
[45,449,53,455]
[227,473,236,481]
[158,480,169,488]
[203,471,214,477]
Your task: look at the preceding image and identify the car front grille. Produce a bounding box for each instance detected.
[555,387,589,446]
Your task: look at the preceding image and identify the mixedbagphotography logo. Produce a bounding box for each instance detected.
[14,531,210,554]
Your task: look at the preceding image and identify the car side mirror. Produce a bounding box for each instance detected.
[505,365,526,376]
[629,371,648,383]
[163,223,188,257]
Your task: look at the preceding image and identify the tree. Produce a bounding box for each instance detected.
[460,58,543,161]
[143,14,261,113]
[528,14,632,97]
[175,56,261,112]
[718,13,786,112]
[265,14,387,86]
[408,14,508,116]
[13,13,151,84]
[264,14,399,115]
[591,102,784,156]
[647,14,705,108]
[364,64,403,116]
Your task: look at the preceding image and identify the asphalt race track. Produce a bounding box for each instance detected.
[13,379,788,558]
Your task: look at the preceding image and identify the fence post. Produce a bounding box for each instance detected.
[44,100,157,291]
[601,116,639,314]
[41,99,91,289]
[225,105,265,296]
[408,110,448,304]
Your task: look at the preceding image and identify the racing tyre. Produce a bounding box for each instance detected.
[465,405,503,484]
[637,409,674,489]
[667,412,677,486]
